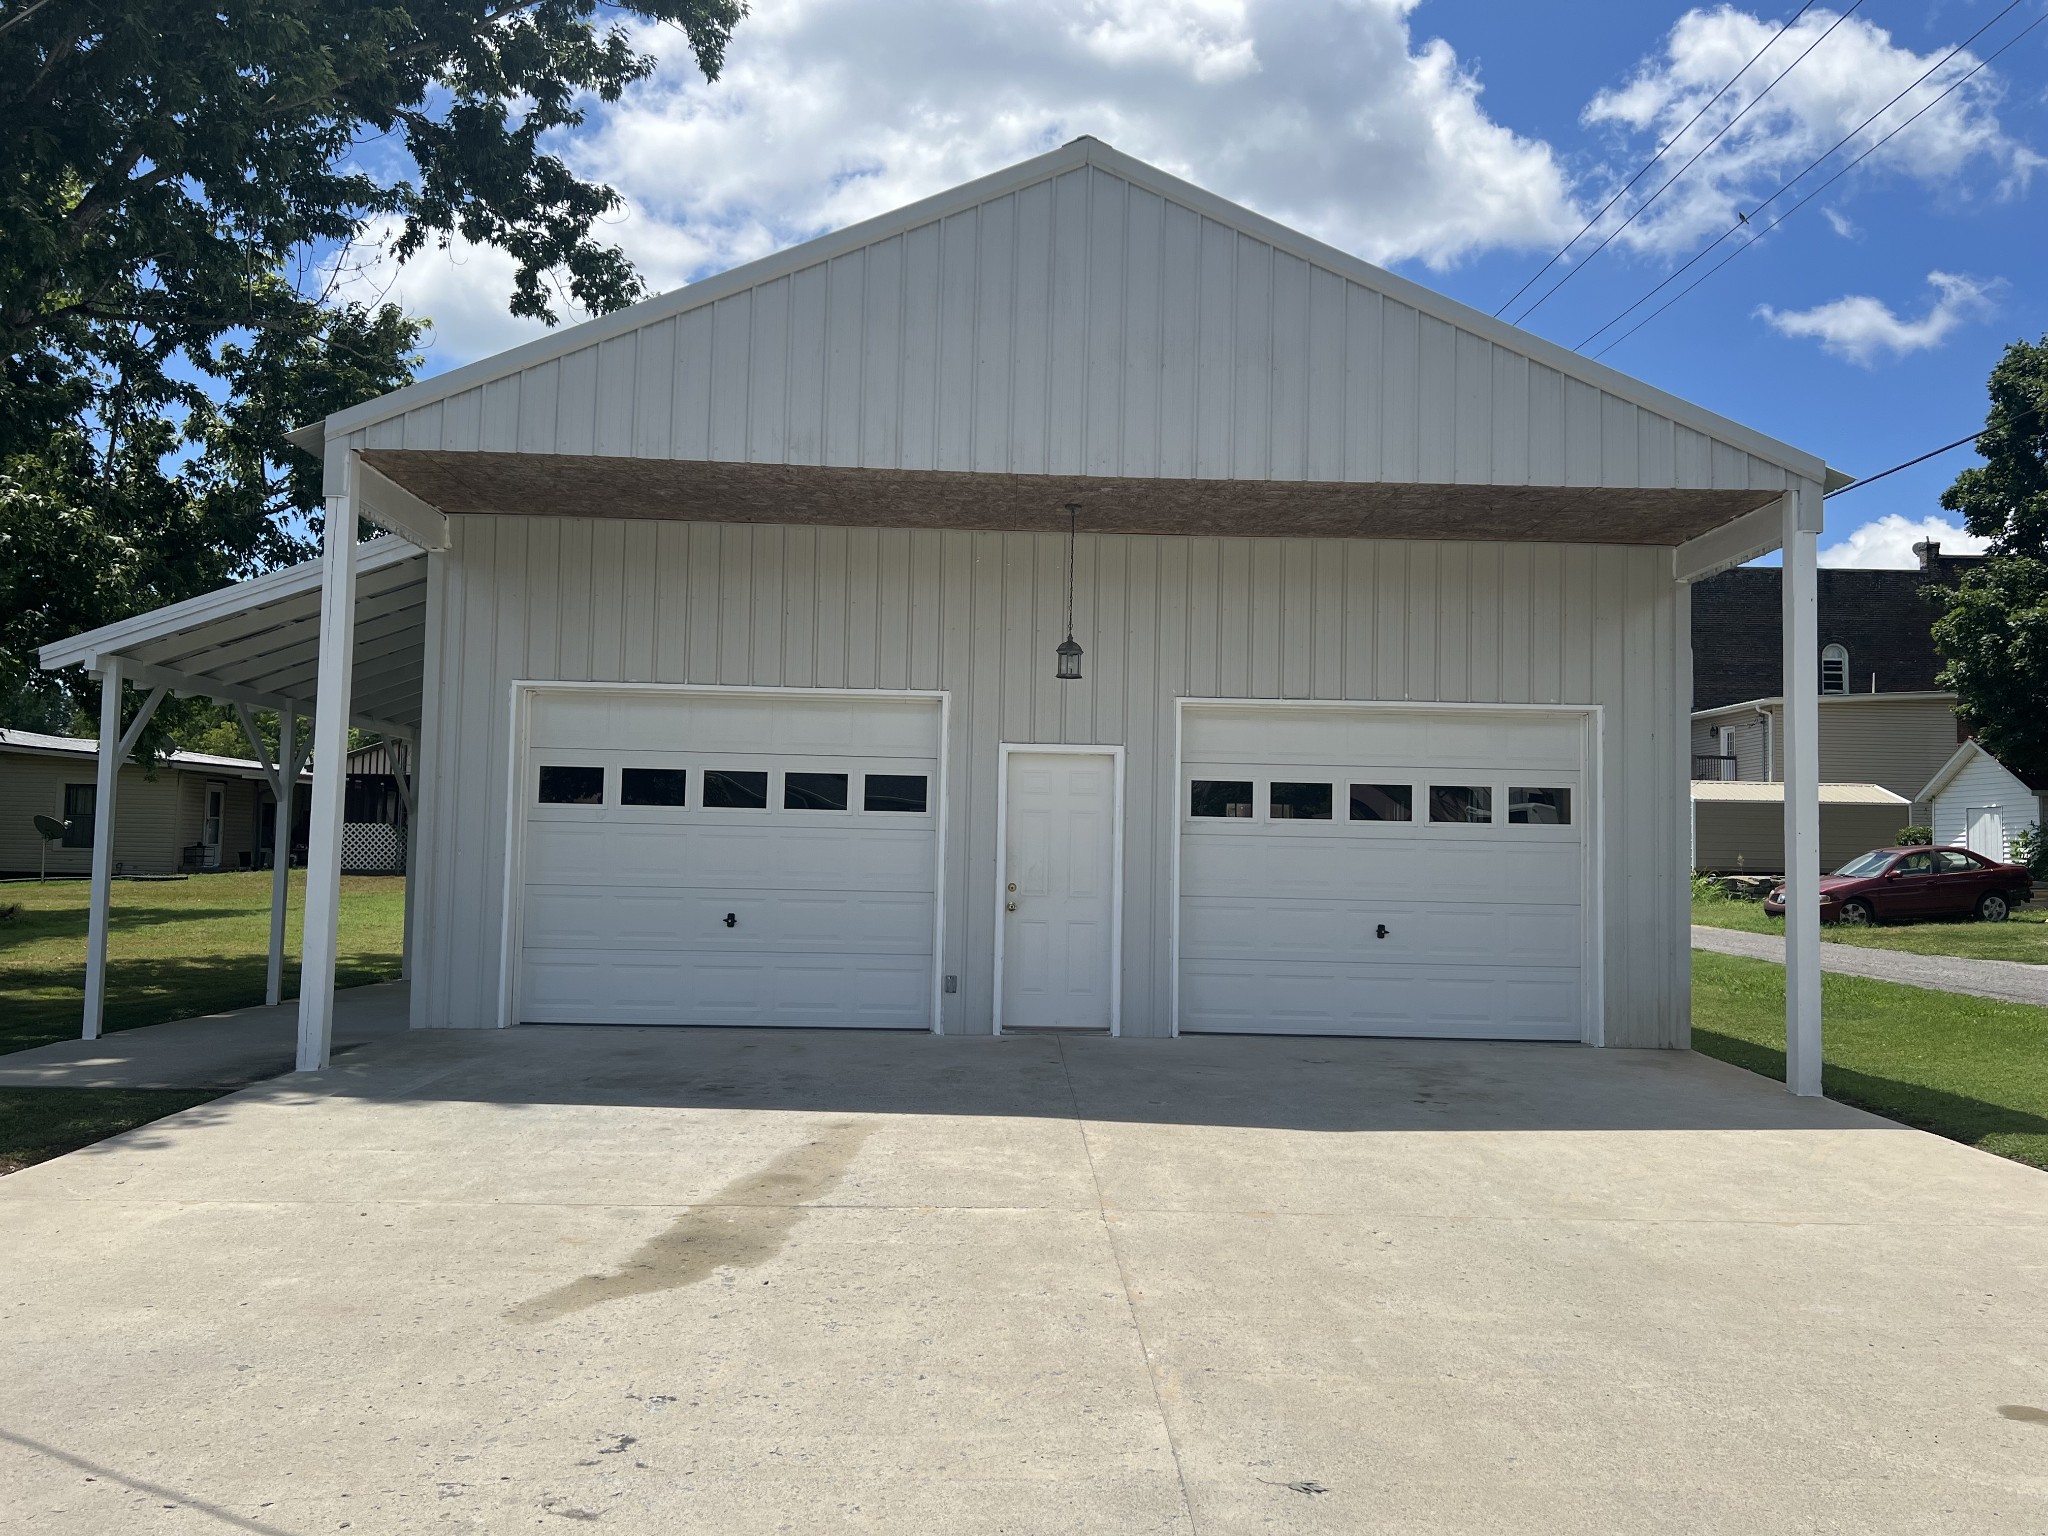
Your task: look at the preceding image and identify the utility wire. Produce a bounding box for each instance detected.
[1513,0,1859,326]
[1824,402,2043,499]
[1575,0,2036,353]
[1491,0,1818,320]
[1591,7,2047,358]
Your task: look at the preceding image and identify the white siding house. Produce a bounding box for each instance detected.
[40,140,1845,1090]
[1919,740,2047,863]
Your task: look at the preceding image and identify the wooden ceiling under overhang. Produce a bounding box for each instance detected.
[360,450,1783,547]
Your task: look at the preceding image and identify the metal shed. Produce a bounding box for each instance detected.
[43,138,1842,1092]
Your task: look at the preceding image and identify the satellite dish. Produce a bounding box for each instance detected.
[31,813,68,883]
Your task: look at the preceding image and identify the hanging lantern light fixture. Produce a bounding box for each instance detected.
[1056,503,1084,681]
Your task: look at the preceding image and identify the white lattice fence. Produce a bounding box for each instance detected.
[341,821,405,873]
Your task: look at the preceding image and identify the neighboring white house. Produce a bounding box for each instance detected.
[1917,739,2047,864]
[0,728,289,878]
[37,139,1845,1091]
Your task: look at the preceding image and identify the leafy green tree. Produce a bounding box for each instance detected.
[1,0,744,736]
[1930,337,2048,781]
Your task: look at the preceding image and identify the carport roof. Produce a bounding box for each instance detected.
[36,537,427,735]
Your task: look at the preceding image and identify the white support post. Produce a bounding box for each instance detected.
[81,659,125,1041]
[1781,486,1823,1096]
[254,705,307,1008]
[81,664,167,1039]
[297,471,360,1071]
[392,738,417,983]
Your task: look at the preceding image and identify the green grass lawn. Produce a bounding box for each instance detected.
[1692,949,2048,1170]
[0,872,403,1173]
[1692,890,2048,963]
[0,870,404,1056]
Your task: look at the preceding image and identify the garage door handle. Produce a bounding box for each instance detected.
[724,912,737,928]
[1376,924,1389,939]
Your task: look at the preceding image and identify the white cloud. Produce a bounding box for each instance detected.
[339,0,1582,366]
[1582,7,2040,257]
[1757,270,1999,364]
[1820,513,1988,569]
[1820,205,1857,238]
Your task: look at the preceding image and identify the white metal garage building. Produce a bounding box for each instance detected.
[40,139,1842,1088]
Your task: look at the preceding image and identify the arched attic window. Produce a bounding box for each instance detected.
[1821,643,1849,694]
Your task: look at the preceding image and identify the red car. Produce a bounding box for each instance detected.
[1764,846,2035,925]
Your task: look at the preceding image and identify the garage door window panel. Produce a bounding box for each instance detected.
[620,767,687,807]
[1429,785,1493,824]
[1269,782,1333,821]
[538,765,605,805]
[864,774,929,813]
[1508,787,1571,825]
[785,772,850,811]
[1349,784,1413,822]
[703,769,769,809]
[1190,780,1255,818]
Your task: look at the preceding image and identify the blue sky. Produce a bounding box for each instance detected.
[346,0,2048,567]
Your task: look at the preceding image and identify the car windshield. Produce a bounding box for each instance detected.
[1831,851,1895,878]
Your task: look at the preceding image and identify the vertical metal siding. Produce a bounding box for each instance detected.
[417,517,1689,1047]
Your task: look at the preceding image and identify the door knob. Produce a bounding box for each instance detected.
[1007,882,1017,892]
[724,912,737,928]
[1005,901,1018,912]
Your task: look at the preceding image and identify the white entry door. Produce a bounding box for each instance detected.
[517,688,943,1028]
[1178,704,1593,1041]
[999,749,1120,1032]
[1966,807,2003,860]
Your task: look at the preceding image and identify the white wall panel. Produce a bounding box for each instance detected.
[415,516,1691,1047]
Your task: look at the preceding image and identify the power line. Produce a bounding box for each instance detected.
[1824,402,2043,499]
[1491,1,1819,320]
[1590,7,2047,358]
[1513,0,1860,326]
[1574,0,2036,354]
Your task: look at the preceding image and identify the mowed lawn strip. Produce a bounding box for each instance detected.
[0,871,404,1056]
[1692,949,2048,1171]
[0,873,402,1173]
[1691,891,2048,964]
[0,1088,226,1176]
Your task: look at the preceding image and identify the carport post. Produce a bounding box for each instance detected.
[81,657,125,1041]
[391,736,417,982]
[1781,485,1823,1096]
[81,658,167,1039]
[264,704,308,1008]
[297,472,359,1071]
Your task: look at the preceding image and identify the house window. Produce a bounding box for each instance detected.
[1821,643,1849,694]
[62,783,95,846]
[1429,785,1493,824]
[1509,787,1572,825]
[785,772,849,811]
[621,768,687,806]
[1349,784,1413,822]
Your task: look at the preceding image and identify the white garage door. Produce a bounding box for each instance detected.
[517,689,941,1028]
[1178,705,1590,1040]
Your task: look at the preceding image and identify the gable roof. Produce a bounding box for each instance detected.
[1918,738,2048,803]
[297,137,1837,510]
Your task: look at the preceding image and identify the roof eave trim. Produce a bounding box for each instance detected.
[309,137,1830,485]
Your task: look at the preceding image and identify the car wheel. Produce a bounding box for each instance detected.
[1977,892,2010,922]
[1837,898,1875,926]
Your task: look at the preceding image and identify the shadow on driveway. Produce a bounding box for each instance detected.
[293,1021,1899,1137]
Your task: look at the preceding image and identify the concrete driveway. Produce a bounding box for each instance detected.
[3,1027,2047,1534]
